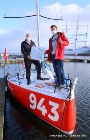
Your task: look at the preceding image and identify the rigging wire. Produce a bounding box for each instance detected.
[3,0,14,17]
[53,0,63,30]
[54,0,58,28]
[27,0,36,38]
[4,14,63,20]
[85,23,89,46]
[3,3,7,17]
[34,0,38,43]
[3,0,63,21]
[36,0,40,47]
[26,0,29,32]
[3,1,8,54]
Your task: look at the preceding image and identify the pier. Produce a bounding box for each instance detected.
[0,55,90,65]
[64,58,90,63]
[0,58,23,65]
[0,78,5,140]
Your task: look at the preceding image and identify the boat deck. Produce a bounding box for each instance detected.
[7,69,75,100]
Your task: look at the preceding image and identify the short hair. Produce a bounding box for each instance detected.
[26,33,31,36]
[50,25,57,29]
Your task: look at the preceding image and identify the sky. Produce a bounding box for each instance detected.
[0,0,90,53]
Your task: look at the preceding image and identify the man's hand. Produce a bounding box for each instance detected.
[60,38,62,44]
[32,45,36,47]
[27,55,31,59]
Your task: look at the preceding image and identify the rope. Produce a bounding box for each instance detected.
[54,0,58,27]
[31,0,37,39]
[4,14,63,20]
[53,0,63,30]
[3,3,7,17]
[26,0,30,31]
[32,16,37,39]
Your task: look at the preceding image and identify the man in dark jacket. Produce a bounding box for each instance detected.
[21,33,44,85]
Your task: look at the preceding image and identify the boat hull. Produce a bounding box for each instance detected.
[65,53,90,56]
[7,80,76,135]
[65,47,90,56]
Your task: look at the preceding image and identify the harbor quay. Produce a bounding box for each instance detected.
[0,57,90,65]
[0,78,5,140]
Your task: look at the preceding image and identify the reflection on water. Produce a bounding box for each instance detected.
[1,62,90,140]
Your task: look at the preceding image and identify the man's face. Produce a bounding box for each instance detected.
[51,27,57,31]
[26,34,31,41]
[26,34,31,38]
[51,27,57,35]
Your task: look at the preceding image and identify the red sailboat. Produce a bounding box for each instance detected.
[6,64,78,135]
[6,0,78,135]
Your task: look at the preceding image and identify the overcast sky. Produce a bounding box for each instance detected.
[0,0,90,53]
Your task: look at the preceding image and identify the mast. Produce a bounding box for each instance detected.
[85,23,88,46]
[61,21,73,36]
[36,0,40,47]
[75,20,78,49]
[72,17,85,49]
[72,17,79,49]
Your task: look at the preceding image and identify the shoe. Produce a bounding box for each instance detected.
[37,77,44,80]
[37,77,50,80]
[53,83,59,86]
[27,80,31,85]
[59,85,65,88]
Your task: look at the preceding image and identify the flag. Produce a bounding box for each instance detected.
[4,48,6,58]
[22,60,25,68]
[4,48,8,62]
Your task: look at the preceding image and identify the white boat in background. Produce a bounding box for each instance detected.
[65,46,90,56]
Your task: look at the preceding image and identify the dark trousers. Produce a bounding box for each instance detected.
[24,59,41,81]
[52,54,65,85]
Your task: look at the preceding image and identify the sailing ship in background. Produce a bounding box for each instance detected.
[65,46,90,56]
[64,22,90,56]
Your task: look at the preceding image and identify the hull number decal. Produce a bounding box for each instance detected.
[29,93,59,121]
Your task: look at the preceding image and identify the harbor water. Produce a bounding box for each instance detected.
[0,60,90,140]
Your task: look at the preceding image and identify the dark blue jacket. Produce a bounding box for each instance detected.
[21,40,36,59]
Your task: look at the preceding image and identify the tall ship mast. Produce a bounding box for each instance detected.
[65,20,90,56]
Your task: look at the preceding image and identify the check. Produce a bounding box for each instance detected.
[30,47,46,61]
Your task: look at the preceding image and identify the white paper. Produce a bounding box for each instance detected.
[30,47,46,61]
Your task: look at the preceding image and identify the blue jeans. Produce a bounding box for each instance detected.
[52,54,64,85]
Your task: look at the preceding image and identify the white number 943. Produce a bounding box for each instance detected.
[29,93,59,122]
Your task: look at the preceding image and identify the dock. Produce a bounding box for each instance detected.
[0,56,90,65]
[0,58,23,65]
[64,58,90,63]
[44,58,90,63]
[0,78,5,140]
